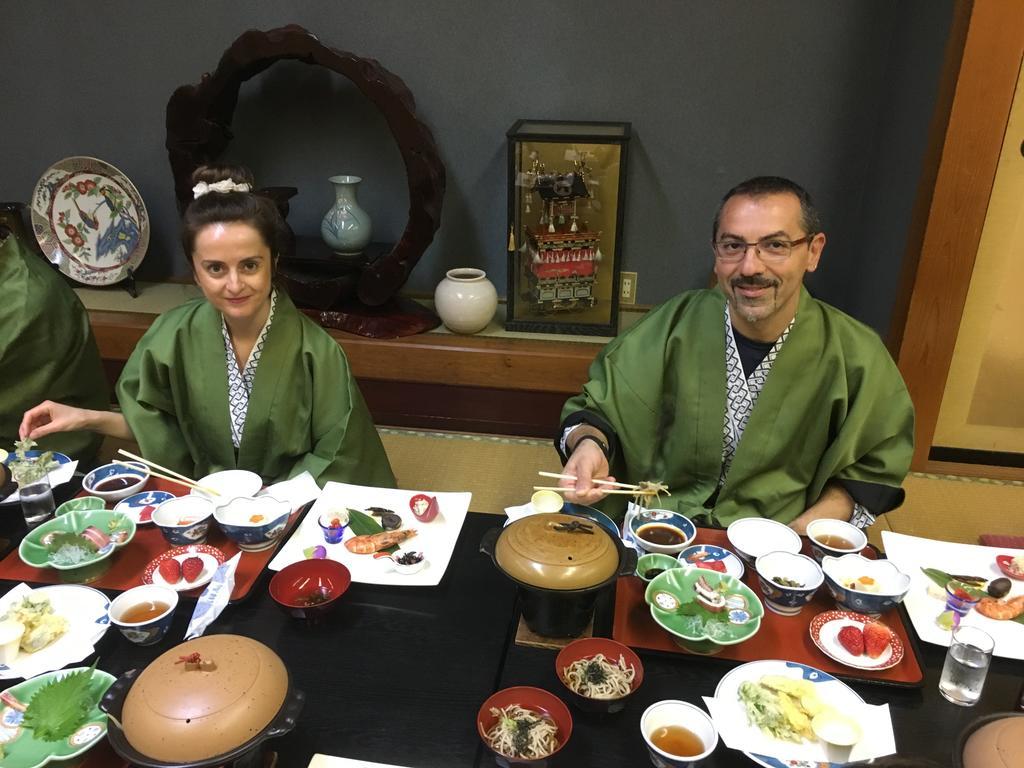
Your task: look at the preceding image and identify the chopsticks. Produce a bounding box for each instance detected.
[115,449,220,496]
[533,486,651,496]
[537,471,644,491]
[535,471,670,496]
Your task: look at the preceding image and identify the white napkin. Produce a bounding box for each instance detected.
[2,460,79,504]
[503,501,540,526]
[260,471,321,510]
[185,553,241,640]
[702,696,896,764]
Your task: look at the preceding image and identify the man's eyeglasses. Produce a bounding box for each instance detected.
[712,235,814,263]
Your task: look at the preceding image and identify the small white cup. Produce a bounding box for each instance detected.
[640,700,718,767]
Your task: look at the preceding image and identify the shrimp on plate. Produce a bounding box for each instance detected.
[975,594,1024,621]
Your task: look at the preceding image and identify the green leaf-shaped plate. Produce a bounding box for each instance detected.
[0,667,115,768]
[54,497,105,516]
[645,566,764,654]
[19,510,135,571]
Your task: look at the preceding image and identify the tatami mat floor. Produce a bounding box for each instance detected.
[379,427,1024,551]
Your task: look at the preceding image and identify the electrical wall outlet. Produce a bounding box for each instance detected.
[620,271,638,305]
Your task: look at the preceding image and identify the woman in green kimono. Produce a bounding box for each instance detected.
[20,166,395,488]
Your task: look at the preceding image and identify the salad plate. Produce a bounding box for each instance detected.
[0,584,110,680]
[711,659,891,767]
[113,490,175,525]
[269,482,470,586]
[30,156,149,286]
[809,610,905,671]
[142,544,226,591]
[0,666,116,768]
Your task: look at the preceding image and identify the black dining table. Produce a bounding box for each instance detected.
[1,509,1021,768]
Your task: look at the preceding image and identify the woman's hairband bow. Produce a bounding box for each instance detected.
[192,180,252,199]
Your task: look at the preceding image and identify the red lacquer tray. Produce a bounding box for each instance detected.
[613,527,925,687]
[0,478,303,603]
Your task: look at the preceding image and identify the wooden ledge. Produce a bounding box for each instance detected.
[89,309,600,395]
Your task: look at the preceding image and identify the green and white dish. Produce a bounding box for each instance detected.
[19,510,135,581]
[0,667,115,768]
[645,565,764,654]
[54,497,105,516]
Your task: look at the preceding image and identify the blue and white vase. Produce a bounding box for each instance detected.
[320,175,372,255]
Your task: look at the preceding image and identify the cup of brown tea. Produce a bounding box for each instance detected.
[640,699,718,767]
[806,519,868,564]
[109,585,178,646]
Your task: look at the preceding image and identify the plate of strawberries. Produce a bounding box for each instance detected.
[809,609,905,671]
[142,544,226,591]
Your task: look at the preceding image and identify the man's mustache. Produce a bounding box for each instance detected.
[731,276,779,289]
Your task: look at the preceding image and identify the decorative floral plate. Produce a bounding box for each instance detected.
[0,584,110,680]
[30,156,149,286]
[113,490,175,526]
[142,544,226,591]
[809,609,905,671]
[0,666,115,768]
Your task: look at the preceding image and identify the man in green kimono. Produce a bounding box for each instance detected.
[0,229,107,463]
[557,177,914,532]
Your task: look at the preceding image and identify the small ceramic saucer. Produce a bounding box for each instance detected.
[142,544,226,591]
[809,609,905,671]
[114,490,175,525]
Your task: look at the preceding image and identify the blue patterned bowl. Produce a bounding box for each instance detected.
[151,496,214,546]
[754,551,824,616]
[214,496,291,552]
[109,585,178,646]
[822,553,911,616]
[627,509,696,555]
[82,461,149,502]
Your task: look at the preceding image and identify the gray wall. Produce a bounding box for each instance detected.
[0,0,953,335]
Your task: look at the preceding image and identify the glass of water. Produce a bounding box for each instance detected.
[18,477,55,529]
[939,624,995,706]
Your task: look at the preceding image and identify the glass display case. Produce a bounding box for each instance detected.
[506,120,631,335]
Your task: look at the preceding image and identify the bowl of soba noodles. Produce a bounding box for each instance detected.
[477,686,572,767]
[555,637,644,714]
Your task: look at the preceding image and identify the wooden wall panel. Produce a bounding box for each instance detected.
[894,0,1024,470]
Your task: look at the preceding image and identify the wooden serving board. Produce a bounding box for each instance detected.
[612,527,925,687]
[0,478,303,603]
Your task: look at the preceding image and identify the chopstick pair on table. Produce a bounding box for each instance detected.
[533,471,664,496]
[113,448,220,497]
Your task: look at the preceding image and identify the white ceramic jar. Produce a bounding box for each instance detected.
[434,268,498,334]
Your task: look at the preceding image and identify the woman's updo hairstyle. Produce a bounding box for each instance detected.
[181,164,291,262]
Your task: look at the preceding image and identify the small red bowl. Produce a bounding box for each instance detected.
[268,558,351,620]
[477,686,572,767]
[555,637,644,713]
[995,555,1024,581]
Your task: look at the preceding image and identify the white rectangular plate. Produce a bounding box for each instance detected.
[268,482,470,586]
[880,530,1024,660]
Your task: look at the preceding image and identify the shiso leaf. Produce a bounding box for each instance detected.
[22,662,99,742]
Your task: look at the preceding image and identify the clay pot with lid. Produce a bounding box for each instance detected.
[480,512,637,637]
[101,634,304,768]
